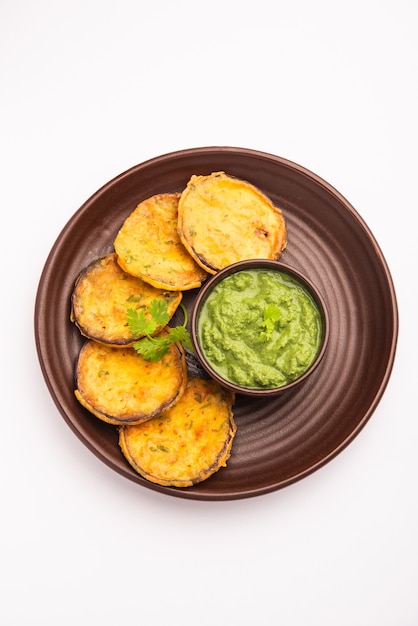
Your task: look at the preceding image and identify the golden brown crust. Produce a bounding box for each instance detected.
[114,193,208,290]
[119,377,236,487]
[177,172,287,273]
[74,336,187,426]
[70,253,182,347]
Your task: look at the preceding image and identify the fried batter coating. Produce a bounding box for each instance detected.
[114,193,208,290]
[119,377,236,487]
[71,253,182,347]
[75,337,187,426]
[177,172,287,273]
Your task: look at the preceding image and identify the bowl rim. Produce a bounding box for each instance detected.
[190,259,330,396]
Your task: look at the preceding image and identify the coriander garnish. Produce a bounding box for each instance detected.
[127,300,193,362]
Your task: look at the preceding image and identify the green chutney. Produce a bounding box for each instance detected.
[198,269,323,389]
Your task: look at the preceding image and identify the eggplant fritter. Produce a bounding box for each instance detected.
[74,337,187,426]
[177,172,287,273]
[71,253,182,347]
[119,377,236,487]
[114,193,208,290]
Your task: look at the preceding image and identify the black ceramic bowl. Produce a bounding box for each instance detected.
[191,259,329,397]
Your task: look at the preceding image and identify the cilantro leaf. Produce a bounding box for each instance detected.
[148,299,170,326]
[168,325,194,351]
[127,300,193,361]
[261,303,281,339]
[126,307,157,336]
[133,335,171,361]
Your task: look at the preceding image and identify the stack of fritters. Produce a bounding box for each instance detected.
[71,172,287,487]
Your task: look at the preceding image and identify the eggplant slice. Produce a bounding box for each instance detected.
[119,377,236,487]
[177,172,287,274]
[74,336,187,426]
[114,193,208,290]
[71,253,182,347]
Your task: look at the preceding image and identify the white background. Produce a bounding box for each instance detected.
[1,1,417,624]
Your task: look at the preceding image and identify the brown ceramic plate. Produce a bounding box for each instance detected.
[34,147,398,500]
